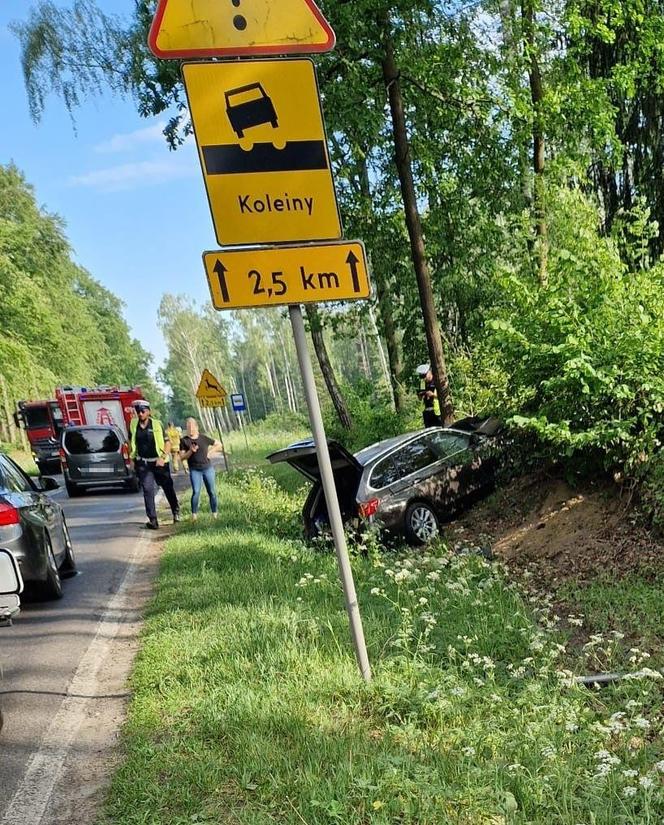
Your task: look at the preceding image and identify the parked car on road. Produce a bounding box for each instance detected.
[0,454,76,598]
[268,418,503,545]
[0,547,23,733]
[60,424,139,498]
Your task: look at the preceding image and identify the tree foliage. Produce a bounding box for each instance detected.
[0,163,161,441]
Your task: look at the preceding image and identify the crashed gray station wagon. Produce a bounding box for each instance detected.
[268,417,503,545]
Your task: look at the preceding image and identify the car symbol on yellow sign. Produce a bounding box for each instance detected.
[202,241,371,311]
[182,60,342,247]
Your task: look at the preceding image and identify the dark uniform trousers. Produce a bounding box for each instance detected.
[136,460,179,521]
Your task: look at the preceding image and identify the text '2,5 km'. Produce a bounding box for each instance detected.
[202,242,370,310]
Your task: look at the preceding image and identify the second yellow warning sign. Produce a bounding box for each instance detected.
[183,60,342,247]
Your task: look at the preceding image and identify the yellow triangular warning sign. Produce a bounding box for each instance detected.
[149,0,335,59]
[196,369,227,406]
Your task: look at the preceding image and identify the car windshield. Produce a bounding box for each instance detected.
[24,406,51,429]
[64,428,120,455]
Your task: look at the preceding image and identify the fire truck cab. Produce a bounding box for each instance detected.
[14,400,65,475]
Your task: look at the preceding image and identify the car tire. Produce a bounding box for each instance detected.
[40,535,63,600]
[404,501,440,546]
[65,479,83,498]
[59,517,77,578]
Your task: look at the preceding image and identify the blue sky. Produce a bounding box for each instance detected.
[1,0,216,374]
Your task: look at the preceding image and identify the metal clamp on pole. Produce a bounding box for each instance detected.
[288,304,371,682]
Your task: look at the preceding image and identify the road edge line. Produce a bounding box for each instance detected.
[0,524,157,825]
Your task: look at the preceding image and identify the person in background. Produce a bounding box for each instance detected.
[416,364,442,428]
[165,421,182,473]
[179,417,221,521]
[129,400,180,529]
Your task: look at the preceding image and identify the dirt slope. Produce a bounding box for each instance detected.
[450,473,664,589]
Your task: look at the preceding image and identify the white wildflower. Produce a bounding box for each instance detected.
[622,770,638,779]
[639,775,654,790]
[634,717,651,730]
[462,746,476,757]
[622,786,637,798]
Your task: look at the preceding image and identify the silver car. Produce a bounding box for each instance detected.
[0,454,76,599]
[61,425,139,498]
[269,419,502,545]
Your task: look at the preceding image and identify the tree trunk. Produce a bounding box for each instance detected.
[305,305,353,429]
[357,323,372,379]
[240,371,253,423]
[368,305,394,408]
[522,0,549,287]
[358,161,406,413]
[380,25,454,423]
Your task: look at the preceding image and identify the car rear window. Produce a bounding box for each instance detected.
[64,428,120,455]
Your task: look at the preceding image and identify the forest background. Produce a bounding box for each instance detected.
[3,0,664,522]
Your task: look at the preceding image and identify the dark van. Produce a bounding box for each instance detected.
[61,425,139,497]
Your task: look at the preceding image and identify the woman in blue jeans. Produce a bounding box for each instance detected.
[179,417,222,521]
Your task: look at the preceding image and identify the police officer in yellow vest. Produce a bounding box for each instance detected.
[130,399,180,530]
[416,364,442,428]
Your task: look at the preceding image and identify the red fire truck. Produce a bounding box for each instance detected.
[15,386,143,475]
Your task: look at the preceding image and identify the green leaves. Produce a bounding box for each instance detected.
[0,163,159,417]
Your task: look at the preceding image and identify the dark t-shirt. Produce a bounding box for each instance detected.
[180,433,214,470]
[135,420,159,459]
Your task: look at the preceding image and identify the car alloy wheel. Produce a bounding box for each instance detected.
[406,503,440,545]
[42,535,63,600]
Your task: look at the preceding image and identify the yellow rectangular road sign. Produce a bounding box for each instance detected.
[182,60,341,247]
[203,241,370,310]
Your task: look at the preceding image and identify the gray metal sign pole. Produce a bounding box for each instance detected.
[288,304,371,682]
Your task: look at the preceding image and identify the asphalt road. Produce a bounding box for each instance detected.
[0,475,181,825]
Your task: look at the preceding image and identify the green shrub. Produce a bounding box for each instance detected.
[486,188,664,480]
[636,452,664,531]
[324,380,418,452]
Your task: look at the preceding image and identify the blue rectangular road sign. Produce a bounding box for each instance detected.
[231,393,246,412]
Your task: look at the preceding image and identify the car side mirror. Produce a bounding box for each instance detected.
[0,549,23,596]
[36,476,60,492]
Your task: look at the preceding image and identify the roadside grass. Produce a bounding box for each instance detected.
[103,457,664,824]
[223,424,309,495]
[560,575,664,668]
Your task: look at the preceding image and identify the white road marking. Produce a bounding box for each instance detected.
[0,527,153,825]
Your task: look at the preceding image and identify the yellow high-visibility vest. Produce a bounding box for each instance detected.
[129,417,168,461]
